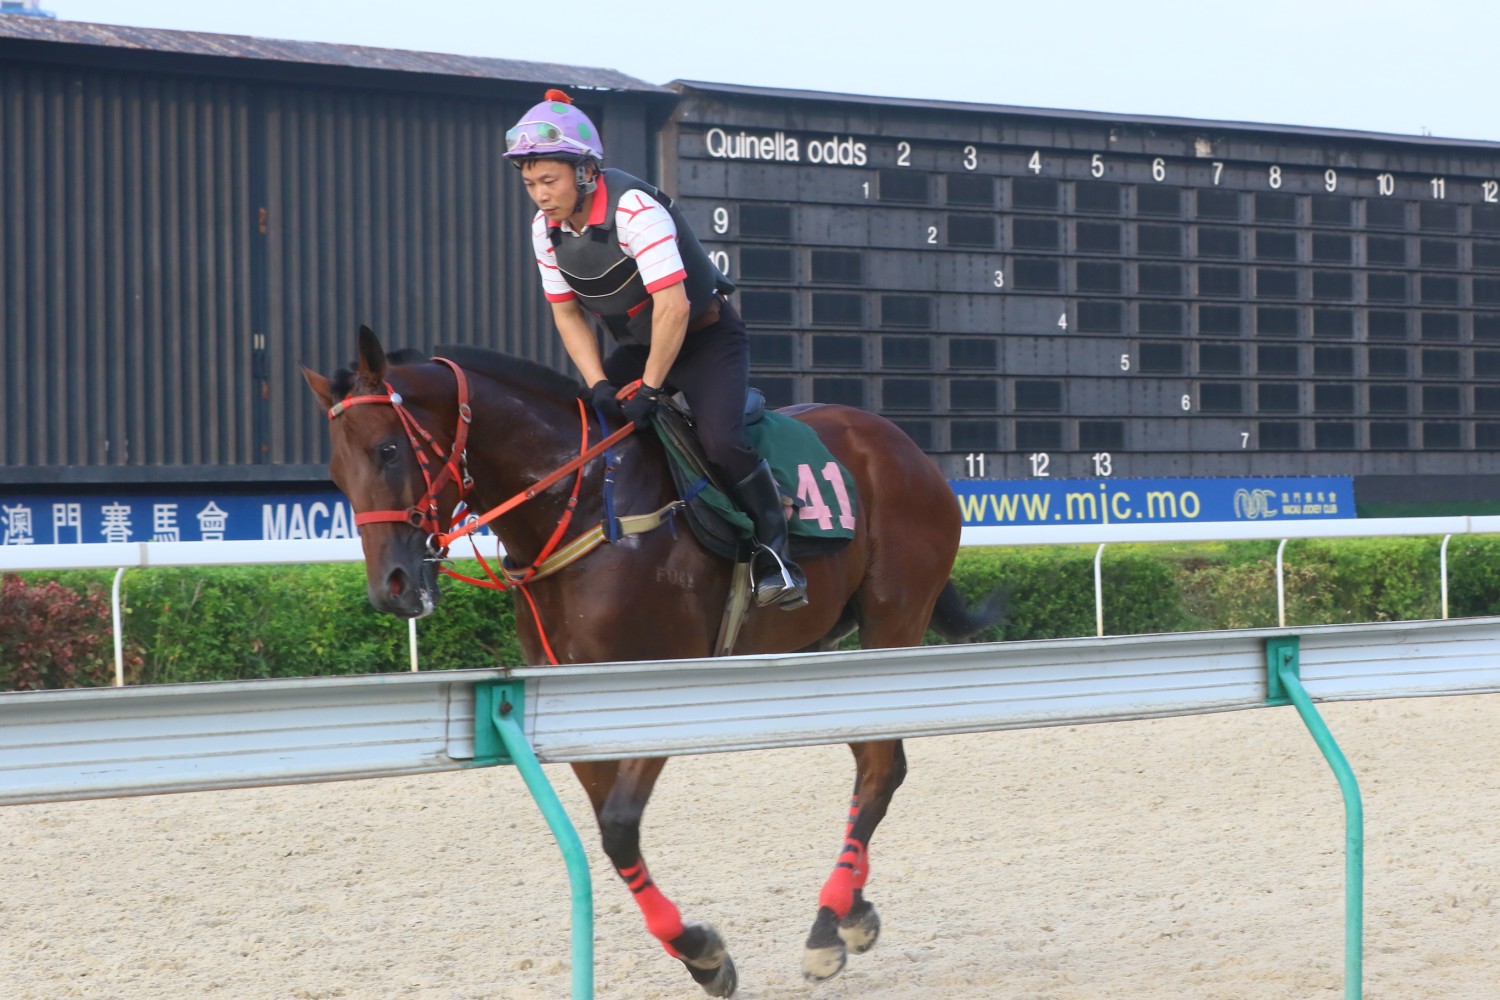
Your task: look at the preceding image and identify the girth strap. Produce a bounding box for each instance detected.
[442,500,685,590]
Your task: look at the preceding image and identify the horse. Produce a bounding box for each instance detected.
[303,326,1002,997]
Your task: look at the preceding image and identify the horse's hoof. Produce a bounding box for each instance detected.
[804,905,849,982]
[677,921,737,998]
[838,898,881,954]
[687,954,737,998]
[802,941,848,983]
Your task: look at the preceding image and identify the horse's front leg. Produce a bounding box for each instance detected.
[571,759,738,998]
[802,739,907,983]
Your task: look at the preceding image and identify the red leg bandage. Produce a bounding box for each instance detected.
[817,838,869,917]
[618,859,686,953]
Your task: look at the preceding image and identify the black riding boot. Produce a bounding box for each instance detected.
[732,459,809,610]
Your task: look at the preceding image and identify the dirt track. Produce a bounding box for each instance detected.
[4,694,1497,999]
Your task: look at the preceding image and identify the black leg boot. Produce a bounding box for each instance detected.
[732,459,809,610]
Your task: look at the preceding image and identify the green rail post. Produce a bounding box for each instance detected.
[1266,636,1363,1000]
[472,681,594,999]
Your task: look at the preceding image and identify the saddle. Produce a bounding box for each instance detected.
[650,392,857,564]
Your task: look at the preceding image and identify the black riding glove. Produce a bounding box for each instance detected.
[588,379,621,417]
[622,383,663,429]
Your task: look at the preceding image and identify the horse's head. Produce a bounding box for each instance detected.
[303,326,451,620]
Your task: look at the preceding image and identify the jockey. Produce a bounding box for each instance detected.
[504,89,808,610]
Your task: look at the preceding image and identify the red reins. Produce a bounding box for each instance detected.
[434,413,635,551]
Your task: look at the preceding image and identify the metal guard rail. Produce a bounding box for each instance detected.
[7,616,1500,999]
[5,617,1497,800]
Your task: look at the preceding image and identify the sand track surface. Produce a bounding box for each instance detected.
[4,694,1497,999]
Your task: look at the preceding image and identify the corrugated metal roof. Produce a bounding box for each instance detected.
[670,79,1500,152]
[0,16,669,93]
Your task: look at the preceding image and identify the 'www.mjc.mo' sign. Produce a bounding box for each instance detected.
[949,477,1354,526]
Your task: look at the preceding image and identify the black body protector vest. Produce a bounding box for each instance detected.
[548,168,733,346]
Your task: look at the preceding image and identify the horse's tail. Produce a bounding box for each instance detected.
[927,579,1008,643]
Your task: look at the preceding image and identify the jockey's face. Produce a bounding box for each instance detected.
[521,159,584,223]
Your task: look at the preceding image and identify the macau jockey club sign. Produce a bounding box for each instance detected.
[0,491,361,546]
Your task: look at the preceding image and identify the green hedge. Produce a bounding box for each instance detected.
[944,544,1184,643]
[4,562,522,687]
[118,562,524,684]
[8,536,1500,690]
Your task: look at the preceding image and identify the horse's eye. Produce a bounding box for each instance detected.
[378,442,400,465]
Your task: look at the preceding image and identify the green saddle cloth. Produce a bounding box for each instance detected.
[654,405,858,554]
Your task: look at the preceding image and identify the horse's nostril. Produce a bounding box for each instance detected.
[389,570,405,599]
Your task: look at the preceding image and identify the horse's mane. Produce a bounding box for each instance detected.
[433,345,583,401]
[330,344,581,402]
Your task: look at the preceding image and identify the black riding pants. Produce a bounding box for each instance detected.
[603,298,759,484]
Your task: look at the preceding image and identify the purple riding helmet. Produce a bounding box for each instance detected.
[503,89,605,199]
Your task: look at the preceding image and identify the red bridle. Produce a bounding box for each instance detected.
[327,357,476,545]
[328,359,639,638]
[328,361,640,664]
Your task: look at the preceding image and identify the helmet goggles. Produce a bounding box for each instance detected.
[505,120,596,158]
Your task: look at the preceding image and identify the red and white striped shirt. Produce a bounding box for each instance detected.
[531,174,688,305]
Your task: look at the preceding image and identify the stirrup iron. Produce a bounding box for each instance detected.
[754,545,809,610]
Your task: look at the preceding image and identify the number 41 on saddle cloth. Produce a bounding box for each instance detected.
[650,390,858,566]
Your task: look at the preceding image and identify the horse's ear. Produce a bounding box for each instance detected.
[356,325,386,380]
[302,365,334,410]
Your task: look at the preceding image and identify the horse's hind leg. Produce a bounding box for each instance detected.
[802,739,907,983]
[571,759,738,998]
[799,537,941,983]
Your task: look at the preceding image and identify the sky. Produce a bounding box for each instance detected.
[32,0,1499,142]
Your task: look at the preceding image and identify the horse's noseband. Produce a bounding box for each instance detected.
[327,357,473,552]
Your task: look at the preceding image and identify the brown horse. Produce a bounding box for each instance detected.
[304,327,1001,997]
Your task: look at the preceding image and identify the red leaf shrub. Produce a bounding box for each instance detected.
[0,574,130,691]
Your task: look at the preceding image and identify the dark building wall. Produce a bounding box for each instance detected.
[258,83,548,466]
[1,63,257,470]
[0,37,662,483]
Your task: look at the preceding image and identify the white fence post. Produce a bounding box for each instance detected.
[1094,543,1106,637]
[1276,539,1289,628]
[1440,534,1453,620]
[111,567,127,687]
